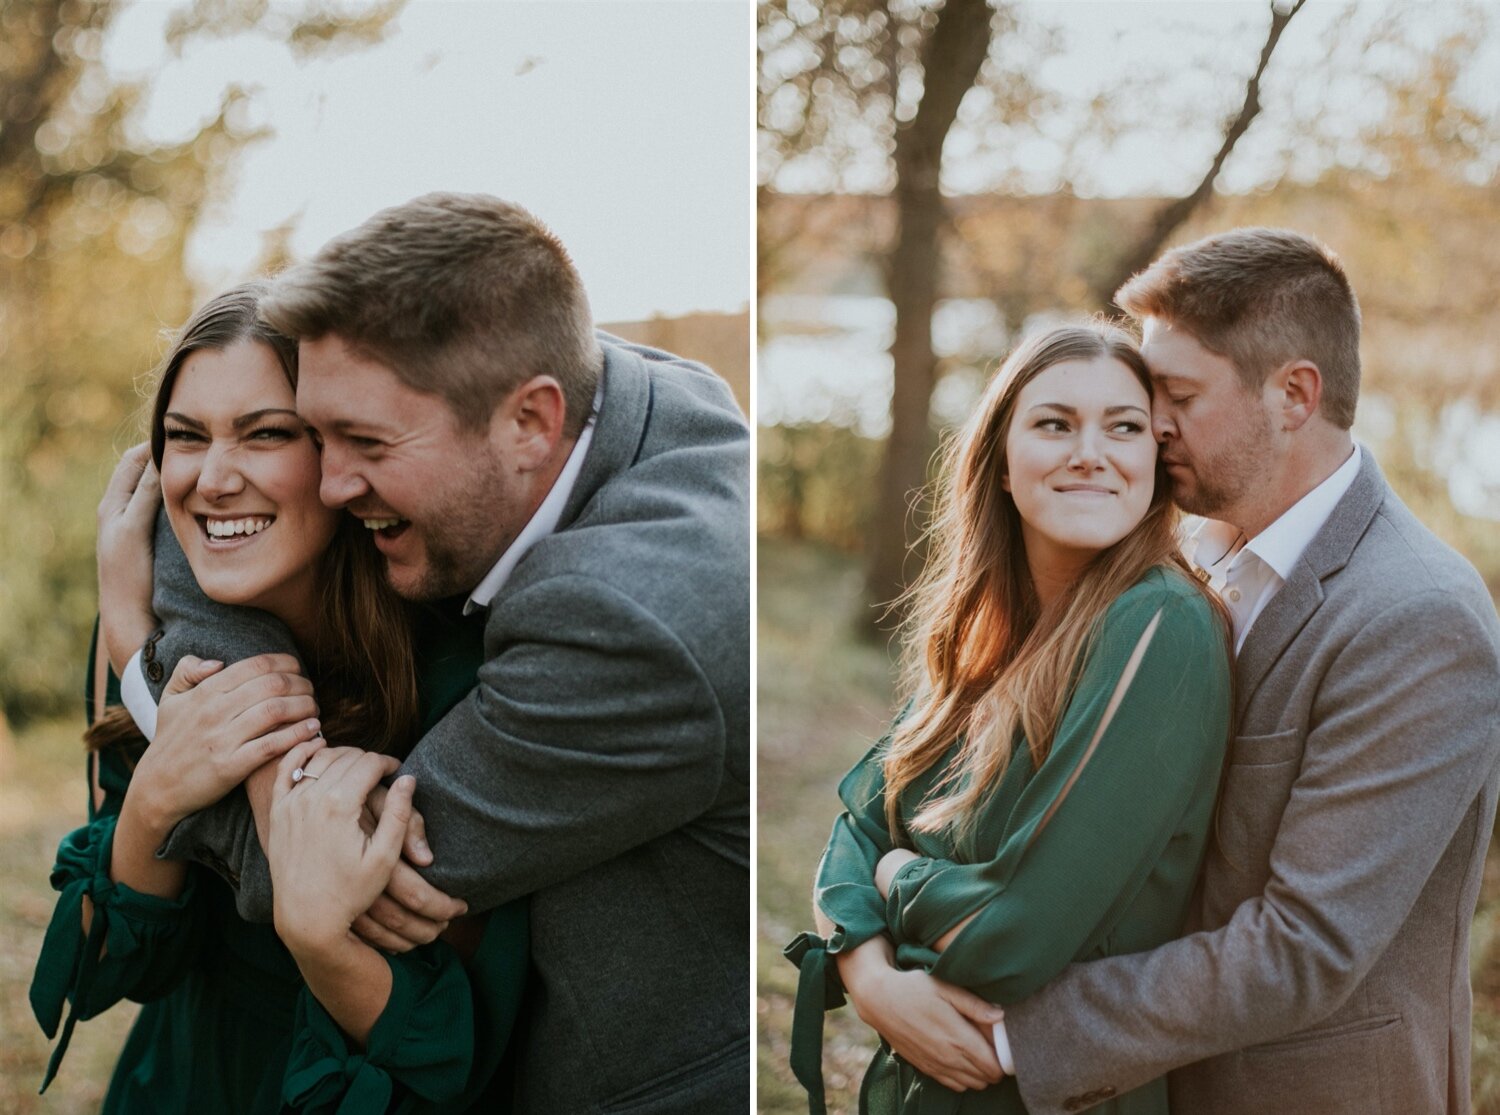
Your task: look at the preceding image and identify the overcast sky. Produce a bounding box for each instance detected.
[106,0,752,323]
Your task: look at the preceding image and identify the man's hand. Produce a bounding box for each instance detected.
[348,780,466,953]
[838,937,1005,1092]
[97,443,162,674]
[133,654,322,829]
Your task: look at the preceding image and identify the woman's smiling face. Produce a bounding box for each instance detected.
[159,339,338,626]
[1003,355,1158,568]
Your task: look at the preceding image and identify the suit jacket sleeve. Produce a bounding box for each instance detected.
[398,570,728,911]
[1005,589,1500,1115]
[146,506,299,921]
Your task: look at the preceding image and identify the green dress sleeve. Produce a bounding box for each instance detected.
[884,577,1231,1003]
[30,625,208,1092]
[783,712,912,1114]
[280,898,530,1114]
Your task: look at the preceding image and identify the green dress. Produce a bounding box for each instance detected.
[787,568,1232,1115]
[31,600,530,1114]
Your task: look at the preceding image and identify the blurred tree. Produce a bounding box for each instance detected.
[0,0,403,728]
[760,0,1311,627]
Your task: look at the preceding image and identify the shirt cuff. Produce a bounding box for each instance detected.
[992,1018,1016,1076]
[119,650,158,741]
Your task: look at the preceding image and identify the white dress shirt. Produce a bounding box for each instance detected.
[1185,444,1361,653]
[991,443,1362,1075]
[120,390,600,739]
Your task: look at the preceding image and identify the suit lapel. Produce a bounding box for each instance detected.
[1233,449,1388,721]
[557,340,651,533]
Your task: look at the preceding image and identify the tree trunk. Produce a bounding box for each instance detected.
[864,0,994,629]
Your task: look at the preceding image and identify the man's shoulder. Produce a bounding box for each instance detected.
[598,332,744,425]
[1342,485,1495,623]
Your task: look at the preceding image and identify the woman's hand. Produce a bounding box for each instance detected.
[269,743,416,953]
[836,937,1006,1092]
[97,443,162,674]
[130,654,322,834]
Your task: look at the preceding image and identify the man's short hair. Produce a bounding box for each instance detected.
[1115,227,1361,428]
[262,192,603,436]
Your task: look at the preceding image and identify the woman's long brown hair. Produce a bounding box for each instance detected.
[882,321,1230,841]
[87,282,418,757]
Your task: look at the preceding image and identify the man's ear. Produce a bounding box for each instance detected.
[1271,359,1323,433]
[489,376,568,472]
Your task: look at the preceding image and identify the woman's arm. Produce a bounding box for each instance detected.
[786,722,1006,1103]
[106,655,322,902]
[269,743,419,1046]
[269,745,490,1111]
[883,581,1232,1002]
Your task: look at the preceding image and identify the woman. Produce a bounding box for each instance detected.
[787,323,1233,1114]
[30,283,527,1113]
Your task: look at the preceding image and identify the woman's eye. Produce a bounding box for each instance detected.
[163,428,203,443]
[1111,421,1145,435]
[250,426,295,442]
[1036,418,1068,433]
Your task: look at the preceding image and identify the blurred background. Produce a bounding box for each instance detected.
[0,0,749,1108]
[756,0,1500,1111]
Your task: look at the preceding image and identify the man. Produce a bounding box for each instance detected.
[831,228,1500,1113]
[100,193,750,1113]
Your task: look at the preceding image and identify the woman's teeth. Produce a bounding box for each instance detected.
[206,517,273,538]
[363,518,402,530]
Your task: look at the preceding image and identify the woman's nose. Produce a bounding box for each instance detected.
[196,443,245,500]
[1068,428,1105,470]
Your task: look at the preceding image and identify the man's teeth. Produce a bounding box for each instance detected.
[363,518,402,531]
[206,517,272,538]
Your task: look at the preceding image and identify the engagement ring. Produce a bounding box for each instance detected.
[291,767,319,785]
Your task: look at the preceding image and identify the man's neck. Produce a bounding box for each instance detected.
[1232,433,1354,540]
[515,433,579,533]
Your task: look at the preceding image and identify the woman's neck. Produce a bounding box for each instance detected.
[267,574,329,665]
[1019,526,1098,609]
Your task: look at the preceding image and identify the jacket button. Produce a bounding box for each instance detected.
[146,660,165,684]
[141,635,158,663]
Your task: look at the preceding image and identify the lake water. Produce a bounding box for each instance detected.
[759,293,1500,521]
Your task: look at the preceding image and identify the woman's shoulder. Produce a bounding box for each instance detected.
[1101,564,1224,644]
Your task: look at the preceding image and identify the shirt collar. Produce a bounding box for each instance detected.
[464,384,603,615]
[1184,443,1361,582]
[1241,444,1361,581]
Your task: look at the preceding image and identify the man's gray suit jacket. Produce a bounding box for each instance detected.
[1004,449,1500,1114]
[143,337,750,1114]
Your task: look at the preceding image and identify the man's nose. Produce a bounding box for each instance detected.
[1152,404,1177,444]
[197,443,245,501]
[318,445,369,509]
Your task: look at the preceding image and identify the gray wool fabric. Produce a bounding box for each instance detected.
[1005,449,1500,1115]
[146,336,750,1114]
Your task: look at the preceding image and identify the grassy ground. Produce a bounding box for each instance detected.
[757,535,1500,1115]
[1,718,138,1113]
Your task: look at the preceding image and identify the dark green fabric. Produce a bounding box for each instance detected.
[788,568,1232,1115]
[32,600,529,1113]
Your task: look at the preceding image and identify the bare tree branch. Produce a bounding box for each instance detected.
[1090,0,1308,308]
